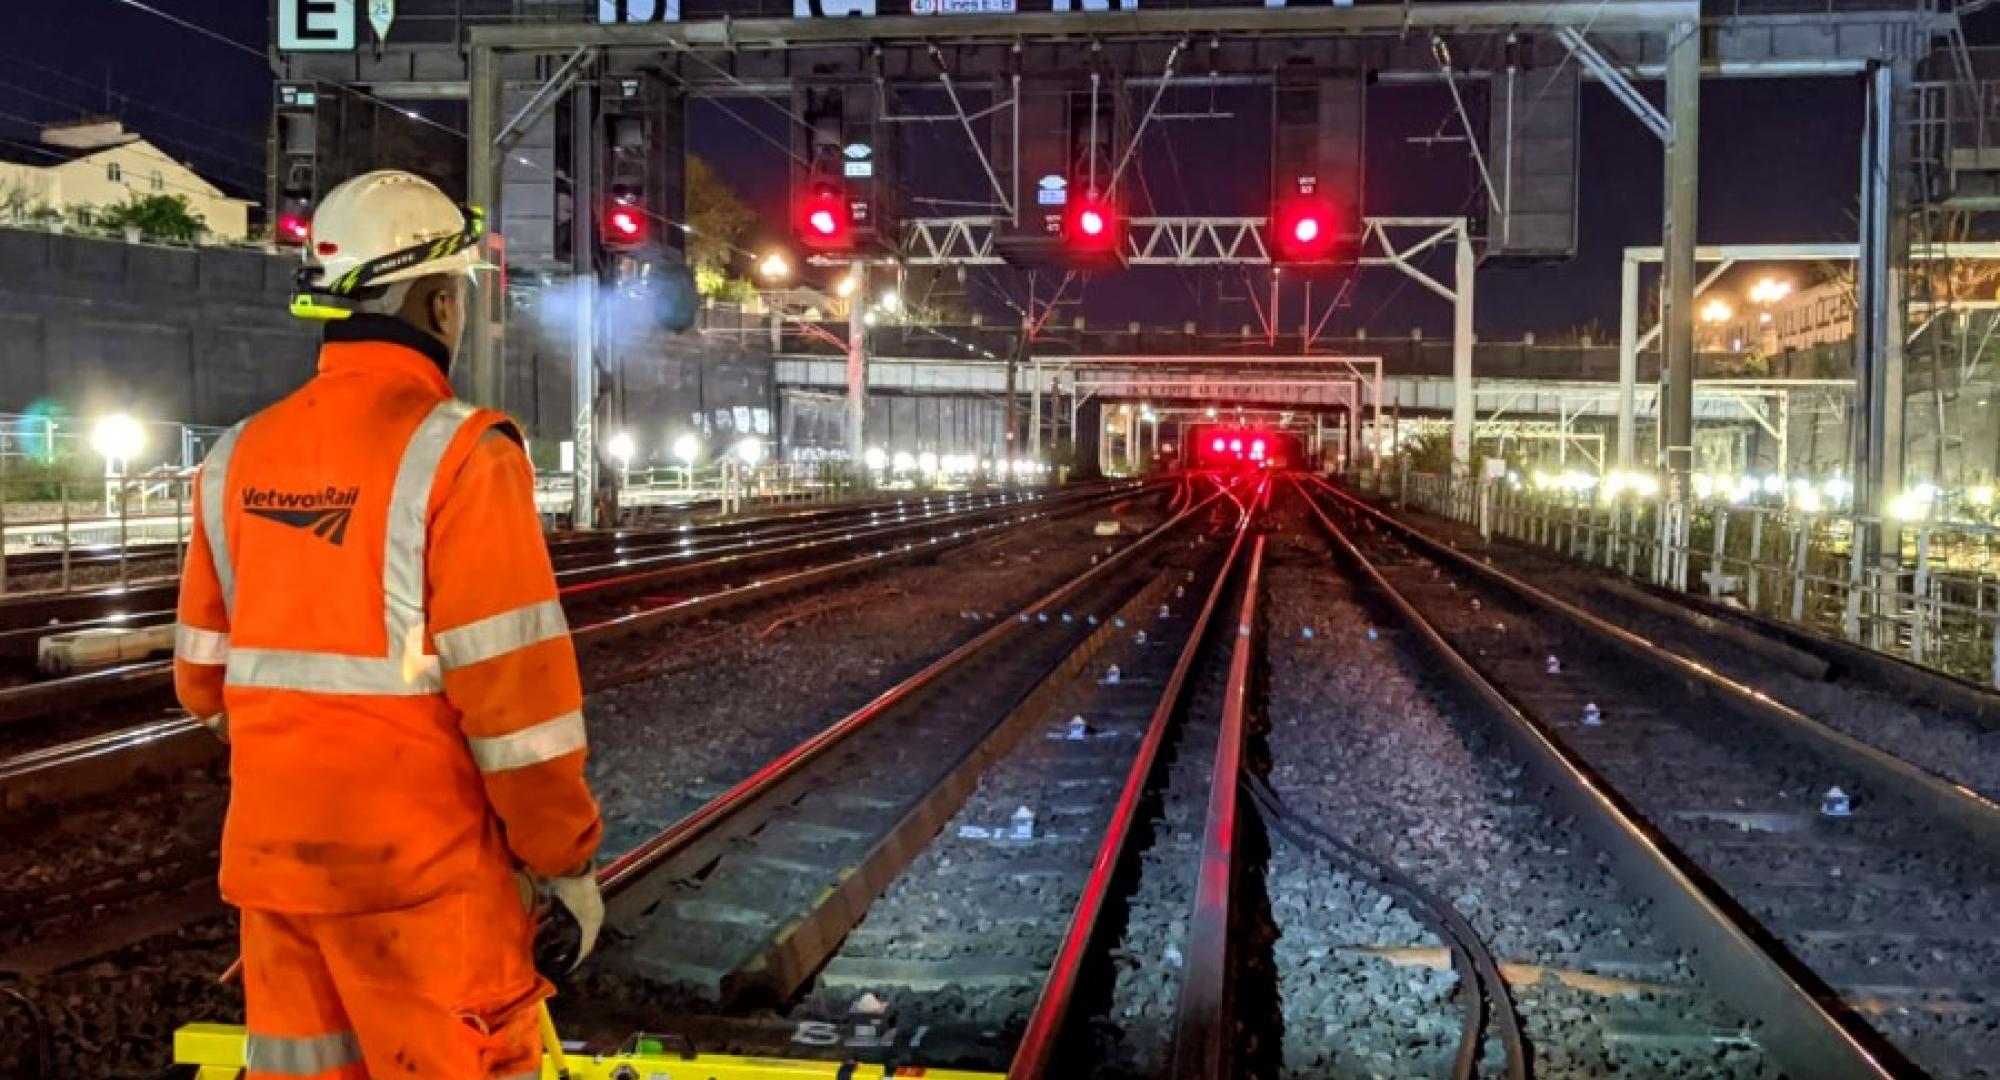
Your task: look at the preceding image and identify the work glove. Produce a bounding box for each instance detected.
[197,713,228,743]
[522,867,604,975]
[548,873,604,967]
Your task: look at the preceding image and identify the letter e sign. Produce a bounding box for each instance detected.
[280,0,357,51]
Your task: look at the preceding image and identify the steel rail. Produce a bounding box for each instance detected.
[1168,482,1268,1080]
[0,483,1142,728]
[0,487,1061,624]
[1007,480,1262,1080]
[0,483,1154,819]
[598,487,1221,907]
[0,491,1050,662]
[1290,474,1897,1080]
[1307,474,2000,850]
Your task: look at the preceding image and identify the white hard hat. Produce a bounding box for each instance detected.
[294,170,488,316]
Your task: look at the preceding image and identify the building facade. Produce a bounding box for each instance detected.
[0,130,252,241]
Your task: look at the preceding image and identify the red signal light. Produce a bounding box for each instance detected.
[1273,198,1338,263]
[605,204,646,246]
[798,189,850,250]
[277,213,310,246]
[1064,192,1120,260]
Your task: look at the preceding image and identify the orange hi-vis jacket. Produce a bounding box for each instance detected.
[175,317,602,914]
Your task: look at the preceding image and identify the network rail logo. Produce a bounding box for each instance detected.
[242,486,362,546]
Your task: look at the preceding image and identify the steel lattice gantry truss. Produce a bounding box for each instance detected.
[375,0,1951,544]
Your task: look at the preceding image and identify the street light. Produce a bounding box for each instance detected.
[1747,277,1793,306]
[835,274,858,299]
[877,289,900,314]
[90,413,145,465]
[672,434,701,466]
[1699,298,1734,325]
[91,413,145,518]
[736,437,764,467]
[757,251,791,283]
[607,431,635,468]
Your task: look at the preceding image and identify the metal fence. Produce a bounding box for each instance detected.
[1358,468,2000,689]
[0,472,198,595]
[532,461,867,524]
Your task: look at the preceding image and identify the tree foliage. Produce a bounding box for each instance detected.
[96,193,207,244]
[685,155,756,297]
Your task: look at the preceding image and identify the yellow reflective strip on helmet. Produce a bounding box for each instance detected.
[290,295,354,320]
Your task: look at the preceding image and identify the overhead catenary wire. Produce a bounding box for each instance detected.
[0,48,268,152]
[103,0,269,63]
[77,0,1026,361]
[0,74,265,187]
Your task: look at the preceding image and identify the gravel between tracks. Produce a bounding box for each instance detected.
[0,491,1162,1079]
[1353,495,2000,1078]
[1393,502,2000,802]
[1256,513,1774,1079]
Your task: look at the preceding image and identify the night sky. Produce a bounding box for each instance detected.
[0,1,1936,339]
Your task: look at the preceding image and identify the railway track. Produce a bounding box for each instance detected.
[161,471,1692,1079]
[0,484,1121,738]
[1298,473,2000,1079]
[519,478,1270,1075]
[0,481,1152,823]
[0,488,1039,651]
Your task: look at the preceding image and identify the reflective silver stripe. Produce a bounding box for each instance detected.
[243,1030,362,1075]
[435,599,569,671]
[199,422,247,614]
[221,400,484,697]
[383,401,479,663]
[228,648,439,697]
[174,624,229,665]
[468,709,587,772]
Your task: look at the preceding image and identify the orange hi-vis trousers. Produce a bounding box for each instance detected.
[239,859,549,1080]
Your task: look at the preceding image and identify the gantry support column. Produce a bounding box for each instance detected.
[465,46,504,411]
[1855,58,1912,524]
[1658,19,1701,497]
[847,270,869,473]
[1451,223,1476,474]
[1617,253,1639,472]
[569,84,598,529]
[1030,355,1044,461]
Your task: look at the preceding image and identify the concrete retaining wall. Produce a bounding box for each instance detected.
[0,227,319,427]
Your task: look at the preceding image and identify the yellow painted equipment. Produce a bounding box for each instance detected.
[172,1023,1005,1079]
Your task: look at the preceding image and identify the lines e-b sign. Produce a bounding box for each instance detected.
[279,0,356,51]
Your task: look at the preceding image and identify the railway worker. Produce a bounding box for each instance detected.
[172,169,603,1080]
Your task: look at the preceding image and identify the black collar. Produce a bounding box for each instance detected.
[323,314,453,376]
